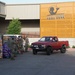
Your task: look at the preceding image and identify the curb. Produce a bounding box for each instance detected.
[67,48,75,51]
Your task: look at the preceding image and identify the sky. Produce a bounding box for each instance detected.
[0,0,75,4]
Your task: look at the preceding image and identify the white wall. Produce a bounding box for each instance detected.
[29,38,75,47]
[21,28,40,33]
[5,4,40,19]
[29,38,40,45]
[59,38,75,47]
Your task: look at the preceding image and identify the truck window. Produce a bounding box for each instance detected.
[39,37,53,42]
[45,37,53,42]
[39,37,45,41]
[45,37,50,41]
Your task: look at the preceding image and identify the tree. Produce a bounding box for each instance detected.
[7,18,21,34]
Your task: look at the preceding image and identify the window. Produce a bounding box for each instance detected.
[39,37,45,42]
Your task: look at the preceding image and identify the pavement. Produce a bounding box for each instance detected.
[0,48,75,75]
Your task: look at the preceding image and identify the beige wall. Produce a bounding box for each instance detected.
[5,4,40,19]
[21,20,40,35]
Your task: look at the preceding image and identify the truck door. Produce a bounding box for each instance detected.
[52,37,59,49]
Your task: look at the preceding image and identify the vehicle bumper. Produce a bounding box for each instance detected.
[31,47,46,51]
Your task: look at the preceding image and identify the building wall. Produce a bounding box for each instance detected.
[0,1,6,18]
[5,4,40,37]
[0,20,40,37]
[40,2,75,38]
[5,4,40,19]
[21,20,40,37]
[0,20,9,34]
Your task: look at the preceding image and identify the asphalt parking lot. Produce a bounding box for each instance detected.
[0,48,75,75]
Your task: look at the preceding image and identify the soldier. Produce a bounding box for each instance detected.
[18,36,23,54]
[25,35,29,52]
[10,37,16,60]
[22,37,25,52]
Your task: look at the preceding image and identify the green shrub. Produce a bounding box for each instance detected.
[7,18,21,34]
[72,45,75,48]
[66,46,70,48]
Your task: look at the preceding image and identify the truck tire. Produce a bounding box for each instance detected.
[60,45,66,53]
[46,47,52,55]
[33,49,37,55]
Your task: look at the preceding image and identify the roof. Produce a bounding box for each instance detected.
[6,1,75,6]
[6,3,40,6]
[0,1,5,5]
[42,36,57,38]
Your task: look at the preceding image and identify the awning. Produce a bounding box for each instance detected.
[0,14,6,18]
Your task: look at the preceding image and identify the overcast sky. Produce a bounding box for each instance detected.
[0,0,75,4]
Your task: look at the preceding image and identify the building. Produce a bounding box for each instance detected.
[0,1,75,47]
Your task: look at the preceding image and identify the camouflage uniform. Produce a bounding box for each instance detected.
[25,36,29,52]
[9,37,16,60]
[18,37,23,54]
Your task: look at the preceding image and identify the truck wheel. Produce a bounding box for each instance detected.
[51,50,53,53]
[46,47,52,55]
[33,49,37,55]
[60,45,66,53]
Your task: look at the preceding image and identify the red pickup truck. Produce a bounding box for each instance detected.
[31,36,69,55]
